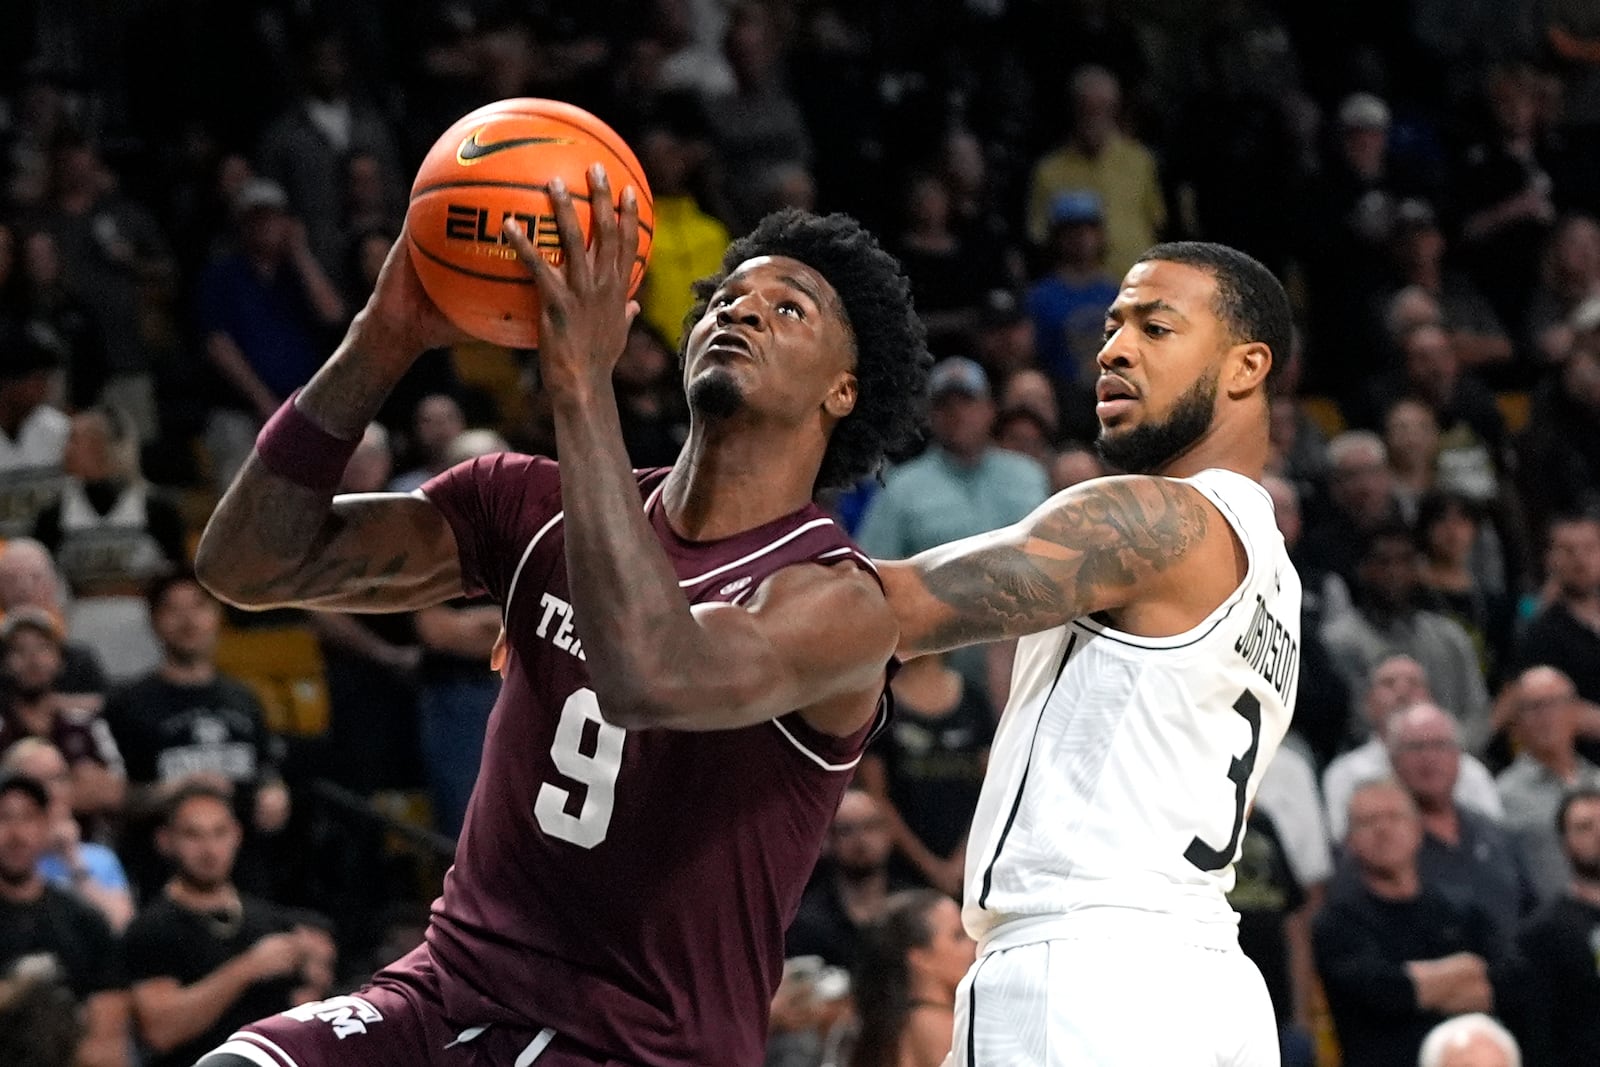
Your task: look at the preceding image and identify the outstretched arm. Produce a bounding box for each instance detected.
[196,235,468,613]
[879,475,1216,658]
[503,168,894,734]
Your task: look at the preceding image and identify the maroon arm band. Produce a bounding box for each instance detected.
[253,390,362,495]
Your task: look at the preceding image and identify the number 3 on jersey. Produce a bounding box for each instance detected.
[535,688,626,848]
[1184,690,1263,872]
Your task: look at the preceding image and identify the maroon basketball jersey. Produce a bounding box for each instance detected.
[417,454,888,1067]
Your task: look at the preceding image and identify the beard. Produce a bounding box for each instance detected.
[687,366,746,421]
[1096,369,1218,475]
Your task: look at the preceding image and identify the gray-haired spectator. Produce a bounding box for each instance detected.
[1517,786,1600,1067]
[1324,656,1503,840]
[1417,1013,1520,1067]
[1387,704,1535,941]
[0,538,107,710]
[1497,667,1600,898]
[1316,779,1504,1067]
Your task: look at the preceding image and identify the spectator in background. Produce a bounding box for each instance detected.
[892,171,991,357]
[634,124,731,348]
[1518,786,1600,1067]
[992,406,1054,471]
[1025,65,1164,278]
[1324,655,1504,840]
[614,318,690,468]
[124,783,335,1067]
[1514,514,1600,714]
[857,357,1049,561]
[1525,215,1600,365]
[27,136,173,443]
[1268,392,1331,493]
[849,889,973,1067]
[939,126,1025,293]
[1026,190,1119,394]
[0,739,132,932]
[0,538,107,709]
[0,324,68,539]
[1381,199,1513,375]
[256,29,404,280]
[1388,704,1535,940]
[0,952,83,1067]
[1417,1014,1522,1067]
[387,394,466,495]
[339,152,403,263]
[1322,525,1492,751]
[856,651,991,896]
[1315,778,1502,1067]
[704,1,813,232]
[308,424,420,796]
[787,789,907,974]
[0,772,129,1067]
[1496,667,1600,900]
[1417,491,1515,688]
[19,228,107,411]
[0,608,125,819]
[1456,65,1559,339]
[1517,350,1600,537]
[1299,431,1402,595]
[1050,443,1108,494]
[105,573,289,899]
[196,177,346,493]
[971,288,1041,396]
[414,429,508,837]
[1385,398,1442,524]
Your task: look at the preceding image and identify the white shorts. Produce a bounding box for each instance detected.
[948,936,1279,1067]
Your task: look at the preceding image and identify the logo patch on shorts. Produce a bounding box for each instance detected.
[719,576,753,597]
[283,996,384,1039]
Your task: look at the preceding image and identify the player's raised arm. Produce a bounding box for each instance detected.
[880,473,1219,658]
[195,233,469,613]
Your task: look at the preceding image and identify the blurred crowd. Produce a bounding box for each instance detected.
[0,0,1598,1065]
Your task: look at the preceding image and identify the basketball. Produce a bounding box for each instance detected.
[406,98,655,349]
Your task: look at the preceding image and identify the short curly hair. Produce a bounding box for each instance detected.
[680,209,932,491]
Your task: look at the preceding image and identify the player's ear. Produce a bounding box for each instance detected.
[1226,341,1271,397]
[824,371,858,419]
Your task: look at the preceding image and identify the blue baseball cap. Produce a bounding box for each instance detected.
[929,357,991,401]
[1049,190,1103,227]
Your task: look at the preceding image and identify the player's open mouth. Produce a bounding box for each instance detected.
[705,330,755,361]
[1095,375,1139,419]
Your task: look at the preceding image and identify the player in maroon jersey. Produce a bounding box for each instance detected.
[188,165,931,1067]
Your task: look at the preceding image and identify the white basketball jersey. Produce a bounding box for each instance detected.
[963,468,1301,943]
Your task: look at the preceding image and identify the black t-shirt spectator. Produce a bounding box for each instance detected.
[785,871,917,973]
[1314,884,1506,1067]
[0,885,124,1000]
[877,686,993,879]
[57,642,108,700]
[1518,895,1600,1067]
[123,894,318,1067]
[1228,810,1305,1025]
[105,674,280,790]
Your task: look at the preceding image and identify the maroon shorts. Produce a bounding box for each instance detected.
[214,947,629,1067]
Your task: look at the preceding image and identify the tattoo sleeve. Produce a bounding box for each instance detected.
[910,478,1211,652]
[194,328,461,611]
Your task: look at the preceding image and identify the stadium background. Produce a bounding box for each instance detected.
[0,0,1597,1064]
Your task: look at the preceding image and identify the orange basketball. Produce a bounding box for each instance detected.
[406,98,655,349]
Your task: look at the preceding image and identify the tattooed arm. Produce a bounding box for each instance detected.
[879,475,1223,658]
[194,235,467,612]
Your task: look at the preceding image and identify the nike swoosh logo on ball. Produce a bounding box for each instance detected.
[456,129,576,164]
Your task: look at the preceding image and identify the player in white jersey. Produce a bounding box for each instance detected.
[880,242,1300,1066]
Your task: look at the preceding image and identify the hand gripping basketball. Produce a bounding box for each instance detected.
[503,164,642,397]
